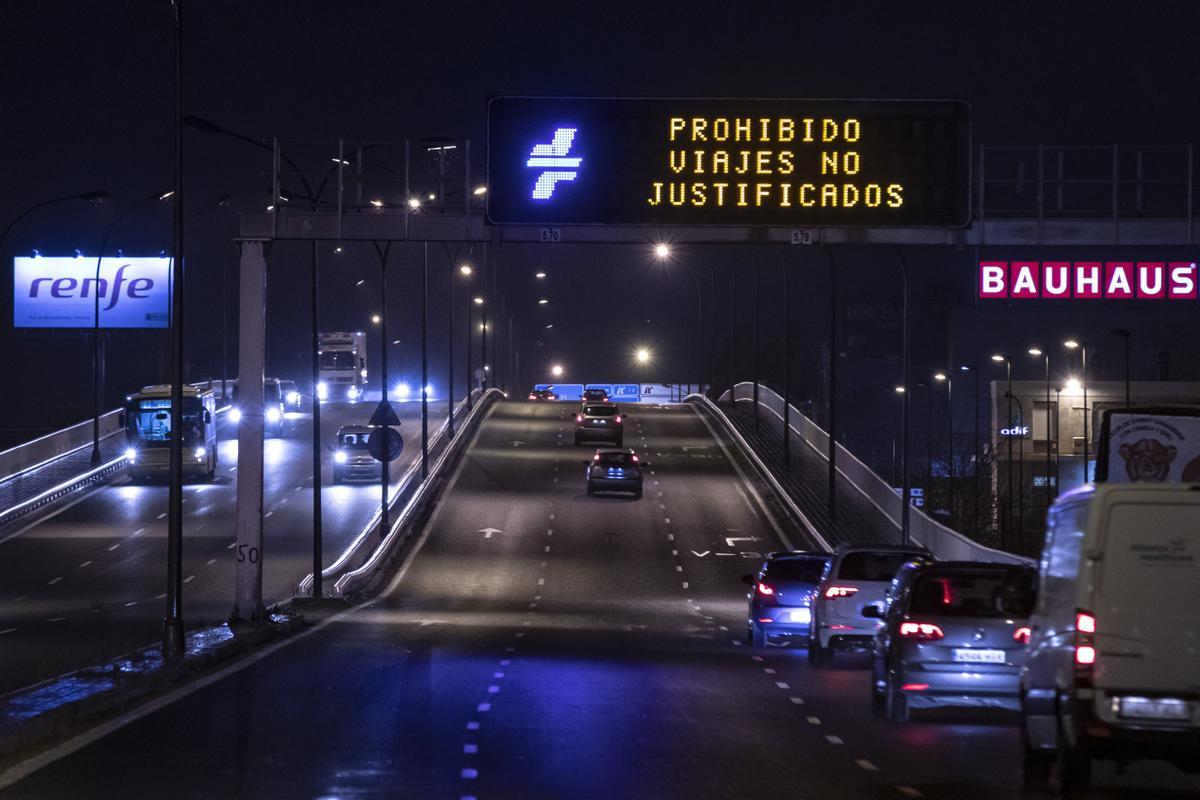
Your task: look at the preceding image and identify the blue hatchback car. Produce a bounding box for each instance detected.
[744,551,832,647]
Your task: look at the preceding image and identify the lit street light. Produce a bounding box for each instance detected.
[371,314,382,325]
[551,364,564,378]
[654,243,671,259]
[535,271,547,279]
[1064,339,1090,482]
[636,348,650,364]
[473,296,484,305]
[538,298,549,305]
[460,264,472,276]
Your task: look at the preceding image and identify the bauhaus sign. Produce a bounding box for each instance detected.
[487,97,971,227]
[13,256,170,328]
[978,260,1198,301]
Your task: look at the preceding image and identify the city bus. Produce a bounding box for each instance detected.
[124,384,218,481]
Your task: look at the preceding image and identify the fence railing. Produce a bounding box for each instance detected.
[721,382,1032,566]
[0,410,124,485]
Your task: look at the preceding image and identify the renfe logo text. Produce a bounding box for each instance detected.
[978,260,1197,300]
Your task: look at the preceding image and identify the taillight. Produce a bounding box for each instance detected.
[1074,610,1096,681]
[631,454,639,462]
[898,621,944,641]
[756,582,775,596]
[1013,626,1032,645]
[593,453,600,461]
[576,414,583,423]
[824,586,858,599]
[529,393,536,399]
[614,415,622,423]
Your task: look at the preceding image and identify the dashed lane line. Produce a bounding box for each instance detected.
[78,561,91,568]
[47,577,63,586]
[855,759,878,772]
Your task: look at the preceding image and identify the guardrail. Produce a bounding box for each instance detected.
[719,382,1032,566]
[0,410,124,485]
[0,455,128,527]
[296,388,499,598]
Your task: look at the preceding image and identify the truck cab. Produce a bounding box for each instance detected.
[318,331,367,402]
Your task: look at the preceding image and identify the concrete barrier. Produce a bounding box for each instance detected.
[0,410,123,485]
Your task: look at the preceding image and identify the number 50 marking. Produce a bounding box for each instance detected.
[236,544,260,564]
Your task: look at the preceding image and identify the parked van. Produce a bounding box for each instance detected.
[1020,483,1200,793]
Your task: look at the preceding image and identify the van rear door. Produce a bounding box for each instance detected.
[1094,495,1200,695]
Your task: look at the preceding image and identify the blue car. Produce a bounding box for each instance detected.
[745,551,831,647]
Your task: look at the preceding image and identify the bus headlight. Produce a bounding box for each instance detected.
[346,385,360,400]
[266,406,282,423]
[334,450,348,464]
[124,448,137,462]
[229,407,243,424]
[316,382,328,400]
[194,447,206,460]
[287,391,300,406]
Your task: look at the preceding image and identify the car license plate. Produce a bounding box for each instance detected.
[1117,697,1191,721]
[789,609,811,624]
[953,648,1005,664]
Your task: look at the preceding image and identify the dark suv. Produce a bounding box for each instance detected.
[582,387,610,404]
[574,403,624,446]
[744,551,832,647]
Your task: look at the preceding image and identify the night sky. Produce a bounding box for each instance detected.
[2,1,1199,449]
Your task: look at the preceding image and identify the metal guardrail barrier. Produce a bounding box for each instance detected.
[0,410,124,485]
[719,382,1033,566]
[0,455,128,527]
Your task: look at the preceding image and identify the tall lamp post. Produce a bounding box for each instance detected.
[991,353,1014,549]
[90,190,174,467]
[1064,339,1089,482]
[653,243,704,397]
[1029,347,1054,506]
[933,371,951,524]
[960,364,981,537]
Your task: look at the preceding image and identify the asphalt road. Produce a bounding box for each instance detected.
[2,401,1196,798]
[0,398,448,695]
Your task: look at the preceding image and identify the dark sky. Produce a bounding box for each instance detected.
[2,1,1199,440]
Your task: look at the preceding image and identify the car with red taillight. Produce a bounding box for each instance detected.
[574,403,624,446]
[528,388,557,401]
[808,544,930,667]
[743,551,831,647]
[1021,483,1200,791]
[867,561,1037,722]
[583,448,644,498]
[581,387,609,404]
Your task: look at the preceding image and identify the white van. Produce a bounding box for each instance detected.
[1020,483,1200,792]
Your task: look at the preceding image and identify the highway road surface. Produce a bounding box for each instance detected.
[0,399,448,695]
[2,401,1195,798]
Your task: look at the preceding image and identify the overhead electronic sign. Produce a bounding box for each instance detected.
[487,97,971,227]
[13,256,171,328]
[978,260,1198,301]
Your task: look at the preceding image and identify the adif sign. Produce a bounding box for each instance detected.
[13,256,170,328]
[978,260,1197,300]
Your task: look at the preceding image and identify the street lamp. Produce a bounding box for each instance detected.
[992,353,1016,550]
[960,364,981,537]
[371,314,382,325]
[535,271,547,279]
[653,242,706,398]
[1029,347,1054,505]
[1064,339,1089,483]
[636,348,650,364]
[0,190,109,253]
[473,296,484,305]
[459,264,472,276]
[551,364,564,378]
[654,243,671,259]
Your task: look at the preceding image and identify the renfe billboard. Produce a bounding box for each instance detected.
[13,256,170,328]
[488,97,971,227]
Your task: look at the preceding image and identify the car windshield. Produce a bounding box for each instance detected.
[764,558,828,583]
[908,570,1037,618]
[594,452,634,466]
[338,432,370,448]
[320,351,356,369]
[837,551,925,582]
[585,406,617,416]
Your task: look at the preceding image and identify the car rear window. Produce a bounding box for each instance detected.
[585,406,616,416]
[837,552,924,582]
[764,558,828,583]
[594,452,634,465]
[909,570,1036,617]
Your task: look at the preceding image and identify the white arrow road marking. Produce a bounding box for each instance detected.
[510,441,526,447]
[691,551,711,557]
[478,527,503,539]
[725,537,758,547]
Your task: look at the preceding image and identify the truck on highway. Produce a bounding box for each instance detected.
[317,331,368,402]
[123,384,218,481]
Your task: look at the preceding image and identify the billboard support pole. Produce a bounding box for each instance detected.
[311,240,323,598]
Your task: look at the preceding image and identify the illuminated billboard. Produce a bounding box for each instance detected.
[978,260,1198,301]
[487,97,971,227]
[13,256,171,328]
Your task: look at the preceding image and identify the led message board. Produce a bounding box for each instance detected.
[487,97,970,227]
[13,256,170,328]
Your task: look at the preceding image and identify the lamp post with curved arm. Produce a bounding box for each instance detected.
[0,190,109,253]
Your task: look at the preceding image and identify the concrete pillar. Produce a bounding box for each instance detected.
[232,238,268,621]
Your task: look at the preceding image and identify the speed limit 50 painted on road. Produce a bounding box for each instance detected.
[487,97,971,228]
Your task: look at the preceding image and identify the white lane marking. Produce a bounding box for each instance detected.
[47,617,66,622]
[806,716,821,725]
[494,672,505,679]
[731,640,743,646]
[675,566,683,572]
[528,602,537,609]
[265,511,274,518]
[552,478,558,483]
[514,632,526,638]
[466,721,480,731]
[183,575,195,584]
[155,593,166,600]
[775,681,790,689]
[107,543,120,551]
[476,703,491,712]
[664,518,671,524]
[533,595,541,601]
[546,529,553,536]
[463,744,478,754]
[293,486,302,493]
[156,513,166,520]
[825,735,844,745]
[659,504,666,511]
[461,768,478,779]
[500,660,511,666]
[78,561,92,568]
[0,628,17,636]
[205,559,216,566]
[48,577,63,586]
[718,625,729,632]
[522,621,531,627]
[537,578,545,586]
[751,655,763,662]
[789,696,804,705]
[548,514,555,520]
[856,759,878,772]
[504,647,516,653]
[124,601,138,607]
[671,549,678,556]
[539,561,547,568]
[681,581,689,589]
[131,528,145,537]
[897,787,922,797]
[227,542,236,549]
[487,685,500,694]
[544,545,550,553]
[763,668,775,674]
[666,533,674,541]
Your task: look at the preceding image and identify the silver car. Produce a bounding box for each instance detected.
[869,562,1037,721]
[331,425,378,483]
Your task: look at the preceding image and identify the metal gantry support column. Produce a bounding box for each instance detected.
[896,247,911,545]
[828,246,838,536]
[310,240,323,598]
[232,238,268,621]
[374,241,392,536]
[421,242,429,479]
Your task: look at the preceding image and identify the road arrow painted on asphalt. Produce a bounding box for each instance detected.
[691,550,711,557]
[725,537,758,547]
[510,441,526,447]
[479,527,503,539]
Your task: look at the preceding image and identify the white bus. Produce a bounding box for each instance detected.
[124,385,218,481]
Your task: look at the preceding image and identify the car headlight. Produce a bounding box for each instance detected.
[229,407,243,424]
[334,450,348,464]
[124,448,137,462]
[395,382,411,399]
[266,406,282,423]
[316,382,328,399]
[194,447,206,460]
[360,368,368,379]
[346,386,360,400]
[287,391,300,406]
